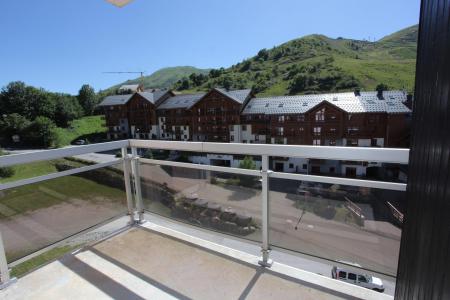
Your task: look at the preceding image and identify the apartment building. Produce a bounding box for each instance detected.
[191,88,253,142]
[239,91,411,175]
[98,88,173,139]
[100,88,411,177]
[157,93,205,141]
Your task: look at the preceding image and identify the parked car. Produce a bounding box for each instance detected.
[331,266,384,292]
[73,139,86,145]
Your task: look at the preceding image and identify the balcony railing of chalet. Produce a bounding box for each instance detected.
[0,140,408,298]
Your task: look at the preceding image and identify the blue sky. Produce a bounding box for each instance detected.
[0,0,420,95]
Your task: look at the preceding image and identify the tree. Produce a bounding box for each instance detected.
[221,76,233,90]
[239,60,252,72]
[257,48,269,61]
[77,84,97,115]
[0,149,15,178]
[288,74,308,94]
[0,113,31,144]
[54,94,83,127]
[24,116,58,148]
[178,78,190,90]
[0,81,56,120]
[238,156,257,187]
[376,83,389,99]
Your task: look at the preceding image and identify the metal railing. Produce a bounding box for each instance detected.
[0,139,409,294]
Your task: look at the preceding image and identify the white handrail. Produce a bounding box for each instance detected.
[129,139,409,164]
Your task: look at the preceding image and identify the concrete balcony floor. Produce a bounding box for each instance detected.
[0,223,367,300]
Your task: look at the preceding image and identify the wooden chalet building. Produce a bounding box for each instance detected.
[98,89,173,139]
[156,93,205,141]
[190,88,253,142]
[99,87,411,177]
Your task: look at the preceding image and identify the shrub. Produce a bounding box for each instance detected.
[0,149,15,178]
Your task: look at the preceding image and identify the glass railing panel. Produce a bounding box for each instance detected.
[139,162,262,243]
[0,164,128,263]
[269,177,404,277]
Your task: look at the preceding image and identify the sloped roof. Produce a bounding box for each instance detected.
[214,88,252,104]
[242,91,410,115]
[157,93,206,110]
[137,90,169,104]
[97,94,133,106]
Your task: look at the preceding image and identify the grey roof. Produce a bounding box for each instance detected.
[215,88,252,104]
[97,94,133,106]
[157,93,206,110]
[137,91,168,104]
[118,84,140,91]
[242,90,410,115]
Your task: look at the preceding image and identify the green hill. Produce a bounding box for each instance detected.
[173,25,418,96]
[104,66,210,93]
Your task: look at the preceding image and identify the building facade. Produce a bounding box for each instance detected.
[99,88,411,177]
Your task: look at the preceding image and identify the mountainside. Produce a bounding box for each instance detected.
[104,66,210,93]
[172,25,417,96]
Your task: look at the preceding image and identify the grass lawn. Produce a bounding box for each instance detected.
[0,160,59,184]
[55,115,107,147]
[10,245,80,278]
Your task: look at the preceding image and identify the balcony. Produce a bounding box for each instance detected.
[0,140,407,299]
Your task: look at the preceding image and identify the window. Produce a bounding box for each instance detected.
[329,167,335,173]
[313,139,321,145]
[242,125,247,131]
[198,126,202,131]
[229,125,234,132]
[276,127,284,135]
[330,128,337,132]
[289,163,294,168]
[358,275,368,283]
[329,140,336,146]
[255,135,259,141]
[348,127,359,134]
[299,127,304,132]
[246,115,252,121]
[315,108,325,121]
[297,115,305,122]
[278,103,284,108]
[230,135,234,141]
[184,126,187,130]
[278,115,285,123]
[302,164,307,169]
[348,273,357,281]
[313,127,321,135]
[338,271,347,279]
[243,140,247,143]
[184,135,187,139]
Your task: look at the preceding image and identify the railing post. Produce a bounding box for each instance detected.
[259,155,273,267]
[0,231,16,289]
[122,147,135,225]
[131,147,145,223]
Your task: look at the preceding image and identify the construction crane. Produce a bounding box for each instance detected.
[103,71,145,89]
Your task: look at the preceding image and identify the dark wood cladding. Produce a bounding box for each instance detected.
[127,93,157,133]
[191,89,242,142]
[395,0,450,299]
[243,101,409,147]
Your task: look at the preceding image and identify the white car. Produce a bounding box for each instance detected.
[331,266,384,292]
